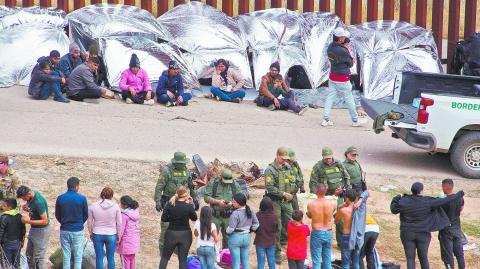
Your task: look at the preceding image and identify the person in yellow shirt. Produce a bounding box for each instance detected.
[360,214,380,269]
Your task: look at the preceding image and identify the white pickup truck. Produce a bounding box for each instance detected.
[362,72,480,178]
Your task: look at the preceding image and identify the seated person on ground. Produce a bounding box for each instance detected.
[37,50,63,77]
[86,44,111,88]
[255,62,307,115]
[28,60,69,103]
[67,57,113,102]
[210,59,246,103]
[58,43,84,79]
[119,54,154,105]
[156,61,192,107]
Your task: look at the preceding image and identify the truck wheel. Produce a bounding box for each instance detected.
[451,131,480,179]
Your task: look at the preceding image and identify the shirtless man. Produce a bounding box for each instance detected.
[335,189,359,269]
[307,183,336,269]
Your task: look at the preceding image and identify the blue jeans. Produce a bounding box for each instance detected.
[60,230,85,269]
[341,234,360,269]
[2,240,21,266]
[157,92,192,105]
[255,245,275,269]
[228,233,251,269]
[92,234,117,269]
[38,71,63,100]
[310,230,332,269]
[210,87,246,102]
[197,246,216,269]
[323,80,358,122]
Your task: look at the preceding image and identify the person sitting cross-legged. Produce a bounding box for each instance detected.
[28,60,69,103]
[67,57,113,102]
[210,59,246,103]
[119,54,154,105]
[156,61,192,107]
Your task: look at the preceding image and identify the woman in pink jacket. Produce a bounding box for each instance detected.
[117,196,140,269]
[87,187,122,269]
[119,53,154,105]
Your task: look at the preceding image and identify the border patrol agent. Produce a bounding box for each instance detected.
[287,148,305,210]
[343,146,366,197]
[0,155,19,200]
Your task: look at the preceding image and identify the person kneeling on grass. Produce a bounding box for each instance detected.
[28,60,69,103]
[67,57,114,102]
[156,61,192,107]
[210,59,246,103]
[119,54,154,105]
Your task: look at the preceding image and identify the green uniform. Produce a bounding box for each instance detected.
[204,177,242,248]
[154,164,195,253]
[290,161,303,210]
[265,162,300,256]
[343,160,364,197]
[0,168,19,200]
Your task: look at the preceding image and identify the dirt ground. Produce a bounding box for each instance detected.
[7,155,480,269]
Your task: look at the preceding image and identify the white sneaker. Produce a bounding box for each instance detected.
[126,98,133,104]
[352,117,368,127]
[321,119,334,127]
[144,99,154,106]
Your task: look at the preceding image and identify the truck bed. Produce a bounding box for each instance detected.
[361,98,418,125]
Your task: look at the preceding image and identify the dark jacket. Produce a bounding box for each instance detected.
[390,191,464,233]
[0,210,26,244]
[55,189,89,232]
[59,53,84,78]
[95,55,110,88]
[254,211,278,247]
[156,70,184,97]
[28,68,62,99]
[67,63,102,96]
[327,42,353,75]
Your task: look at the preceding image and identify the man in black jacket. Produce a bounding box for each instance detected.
[0,198,26,267]
[391,182,464,269]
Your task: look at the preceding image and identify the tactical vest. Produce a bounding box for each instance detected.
[344,161,362,185]
[211,179,237,212]
[278,167,297,194]
[0,171,16,200]
[163,167,190,198]
[322,164,343,190]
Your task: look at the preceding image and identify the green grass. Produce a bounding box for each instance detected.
[462,221,480,239]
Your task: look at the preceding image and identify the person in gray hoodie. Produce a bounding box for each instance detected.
[67,57,110,102]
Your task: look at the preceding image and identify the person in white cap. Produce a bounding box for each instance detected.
[322,28,367,127]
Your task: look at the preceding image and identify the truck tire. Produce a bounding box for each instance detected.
[451,131,480,179]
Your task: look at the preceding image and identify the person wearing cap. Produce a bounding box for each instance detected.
[154,152,197,254]
[310,147,351,247]
[255,62,308,115]
[264,147,302,264]
[59,42,85,79]
[86,44,111,88]
[119,53,154,105]
[343,146,366,197]
[156,60,192,107]
[28,60,70,103]
[204,168,243,248]
[322,28,367,127]
[391,182,465,269]
[0,155,19,200]
[286,148,305,211]
[67,57,113,102]
[209,58,246,103]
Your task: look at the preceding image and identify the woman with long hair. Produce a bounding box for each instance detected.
[193,206,219,269]
[87,187,122,269]
[226,193,259,269]
[159,186,197,269]
[117,196,140,269]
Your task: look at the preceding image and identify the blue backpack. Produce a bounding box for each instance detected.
[187,256,201,269]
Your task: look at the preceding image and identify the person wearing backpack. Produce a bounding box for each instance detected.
[204,169,243,248]
[0,198,26,267]
[193,206,219,269]
[117,196,140,269]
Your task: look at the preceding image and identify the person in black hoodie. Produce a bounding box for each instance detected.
[0,198,26,267]
[390,182,464,269]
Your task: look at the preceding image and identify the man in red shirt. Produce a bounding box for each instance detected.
[287,210,310,269]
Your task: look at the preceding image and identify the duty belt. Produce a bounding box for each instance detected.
[265,193,292,203]
[213,209,233,218]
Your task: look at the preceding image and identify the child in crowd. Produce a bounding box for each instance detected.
[194,206,219,269]
[254,197,278,269]
[287,210,310,269]
[0,198,26,267]
[117,196,140,269]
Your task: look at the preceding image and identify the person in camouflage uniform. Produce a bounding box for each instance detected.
[154,152,197,253]
[309,147,351,247]
[0,155,19,201]
[287,148,305,211]
[204,168,242,249]
[343,146,366,198]
[265,147,301,264]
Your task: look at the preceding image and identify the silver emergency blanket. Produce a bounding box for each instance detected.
[157,2,252,88]
[349,20,443,100]
[67,4,169,52]
[99,36,199,90]
[238,8,312,89]
[301,12,343,88]
[0,6,68,87]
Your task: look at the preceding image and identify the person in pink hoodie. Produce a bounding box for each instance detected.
[87,187,122,269]
[119,53,154,105]
[117,195,140,269]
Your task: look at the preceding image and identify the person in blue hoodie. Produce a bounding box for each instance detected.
[156,61,192,107]
[58,43,85,79]
[55,177,88,269]
[0,198,26,267]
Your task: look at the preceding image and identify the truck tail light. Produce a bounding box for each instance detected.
[417,97,434,124]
